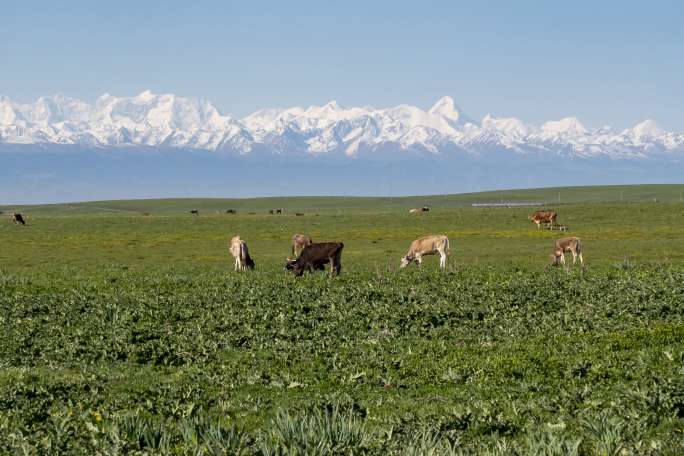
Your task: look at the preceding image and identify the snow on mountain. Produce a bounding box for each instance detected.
[1,91,683,162]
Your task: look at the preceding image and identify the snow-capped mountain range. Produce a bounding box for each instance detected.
[2,91,683,162]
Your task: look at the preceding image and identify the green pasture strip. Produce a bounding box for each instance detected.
[2,184,684,217]
[2,262,684,453]
[0,202,682,269]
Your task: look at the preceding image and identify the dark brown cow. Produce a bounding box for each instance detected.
[226,210,236,215]
[190,209,199,215]
[292,234,313,257]
[268,209,274,214]
[410,206,429,212]
[294,213,304,216]
[12,213,25,226]
[551,237,583,265]
[528,210,557,230]
[284,242,343,278]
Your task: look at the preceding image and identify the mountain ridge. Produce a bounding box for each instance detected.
[2,91,683,163]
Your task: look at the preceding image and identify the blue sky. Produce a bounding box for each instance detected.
[1,0,683,131]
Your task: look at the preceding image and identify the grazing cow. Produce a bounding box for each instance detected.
[268,209,274,214]
[410,206,429,213]
[528,210,558,230]
[292,234,313,257]
[229,236,255,271]
[276,209,282,214]
[142,213,150,216]
[12,213,25,226]
[284,242,343,278]
[190,209,199,215]
[551,237,583,265]
[560,226,567,232]
[294,213,304,216]
[401,235,450,268]
[226,210,236,215]
[214,210,220,215]
[249,212,256,215]
[654,198,659,203]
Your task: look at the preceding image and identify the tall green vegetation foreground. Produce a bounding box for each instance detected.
[1,262,684,454]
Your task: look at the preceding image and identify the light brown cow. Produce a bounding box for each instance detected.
[142,213,150,216]
[654,198,659,203]
[410,206,429,213]
[528,210,557,230]
[12,213,25,226]
[294,213,304,216]
[292,234,313,258]
[551,237,583,265]
[229,236,255,271]
[401,235,450,268]
[214,210,220,215]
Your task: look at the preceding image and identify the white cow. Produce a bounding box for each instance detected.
[401,235,450,268]
[229,236,255,270]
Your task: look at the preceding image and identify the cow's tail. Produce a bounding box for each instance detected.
[446,237,450,259]
[292,237,295,256]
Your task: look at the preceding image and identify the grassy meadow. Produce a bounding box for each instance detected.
[1,188,684,455]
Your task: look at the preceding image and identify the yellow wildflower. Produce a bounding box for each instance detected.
[52,414,56,416]
[96,417,102,421]
[68,412,72,415]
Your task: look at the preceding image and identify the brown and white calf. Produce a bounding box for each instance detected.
[401,235,450,268]
[229,236,255,271]
[551,237,583,265]
[284,242,343,278]
[292,234,313,257]
[410,206,429,213]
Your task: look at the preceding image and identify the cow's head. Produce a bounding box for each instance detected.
[550,253,560,265]
[284,258,298,271]
[400,255,412,268]
[246,257,255,270]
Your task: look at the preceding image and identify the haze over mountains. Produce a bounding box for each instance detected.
[1,91,683,204]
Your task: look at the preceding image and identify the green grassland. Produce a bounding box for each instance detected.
[1,189,684,454]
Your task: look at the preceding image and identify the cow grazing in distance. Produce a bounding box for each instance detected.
[276,209,282,214]
[214,210,220,215]
[401,235,450,268]
[654,198,659,203]
[249,212,256,215]
[268,209,274,214]
[190,209,199,215]
[284,242,343,278]
[292,234,313,257]
[294,213,304,216]
[410,206,429,213]
[528,210,558,230]
[229,236,255,271]
[551,237,583,265]
[12,213,25,226]
[226,210,236,215]
[142,213,150,216]
[560,226,567,232]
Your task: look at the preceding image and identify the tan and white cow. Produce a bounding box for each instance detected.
[551,237,583,265]
[401,235,450,268]
[229,236,255,270]
[292,234,313,258]
[528,210,557,230]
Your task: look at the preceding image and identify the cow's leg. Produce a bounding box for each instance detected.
[234,257,239,271]
[537,221,541,230]
[439,249,446,267]
[560,253,566,265]
[571,250,577,263]
[579,252,584,264]
[416,254,423,266]
[310,264,316,277]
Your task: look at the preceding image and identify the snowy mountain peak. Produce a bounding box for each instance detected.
[541,117,591,135]
[632,119,666,138]
[428,96,476,126]
[482,114,539,136]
